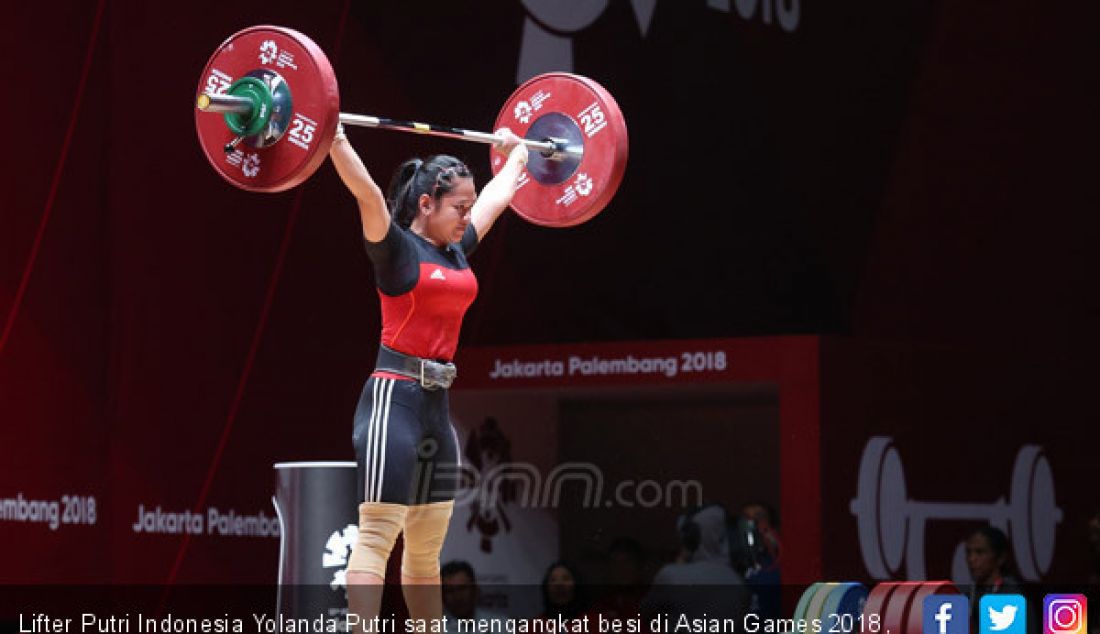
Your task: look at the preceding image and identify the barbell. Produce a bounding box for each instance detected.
[848,436,1063,581]
[194,25,629,227]
[792,580,957,634]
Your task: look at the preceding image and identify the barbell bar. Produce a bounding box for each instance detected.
[196,92,580,161]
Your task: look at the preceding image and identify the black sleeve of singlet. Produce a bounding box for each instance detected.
[362,221,419,296]
[460,223,479,257]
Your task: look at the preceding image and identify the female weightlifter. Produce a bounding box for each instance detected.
[328,123,529,627]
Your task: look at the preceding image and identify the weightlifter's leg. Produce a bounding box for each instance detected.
[346,503,408,629]
[400,501,455,624]
[349,376,419,629]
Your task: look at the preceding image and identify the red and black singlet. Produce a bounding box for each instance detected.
[363,221,479,367]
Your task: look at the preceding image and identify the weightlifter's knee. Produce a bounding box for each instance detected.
[400,500,454,579]
[347,502,408,579]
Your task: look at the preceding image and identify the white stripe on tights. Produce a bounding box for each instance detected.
[365,378,383,502]
[373,378,395,502]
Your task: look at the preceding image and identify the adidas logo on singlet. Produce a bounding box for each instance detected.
[430,268,446,281]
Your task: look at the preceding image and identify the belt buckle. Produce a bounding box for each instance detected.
[418,360,431,390]
[421,360,456,390]
[440,362,456,388]
[419,360,442,390]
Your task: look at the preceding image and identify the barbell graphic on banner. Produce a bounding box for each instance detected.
[849,436,1063,582]
[194,25,628,227]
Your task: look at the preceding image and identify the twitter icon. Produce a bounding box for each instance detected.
[981,594,1028,634]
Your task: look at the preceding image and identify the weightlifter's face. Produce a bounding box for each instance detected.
[424,177,476,244]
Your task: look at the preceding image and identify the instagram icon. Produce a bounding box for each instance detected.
[1044,595,1088,634]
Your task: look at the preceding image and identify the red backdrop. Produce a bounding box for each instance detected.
[0,0,1092,586]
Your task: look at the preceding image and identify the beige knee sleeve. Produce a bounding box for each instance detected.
[401,501,454,578]
[347,502,408,578]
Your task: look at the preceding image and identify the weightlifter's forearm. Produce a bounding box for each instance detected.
[329,137,382,202]
[472,147,528,239]
[330,137,390,239]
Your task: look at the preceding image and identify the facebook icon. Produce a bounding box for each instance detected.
[924,595,970,634]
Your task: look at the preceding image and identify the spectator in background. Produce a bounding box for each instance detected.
[729,503,781,619]
[539,561,591,620]
[740,502,781,566]
[966,526,1021,596]
[592,537,649,620]
[640,504,750,628]
[966,526,1022,632]
[441,560,506,632]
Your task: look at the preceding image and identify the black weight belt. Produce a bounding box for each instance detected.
[375,345,457,390]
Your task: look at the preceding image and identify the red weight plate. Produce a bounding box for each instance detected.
[881,582,924,634]
[864,581,901,627]
[491,73,628,227]
[905,581,958,634]
[195,25,339,193]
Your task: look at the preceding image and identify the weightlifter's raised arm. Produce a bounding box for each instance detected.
[328,123,390,242]
[471,127,529,241]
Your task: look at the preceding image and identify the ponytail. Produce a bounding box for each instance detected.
[386,158,424,228]
[385,155,473,229]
